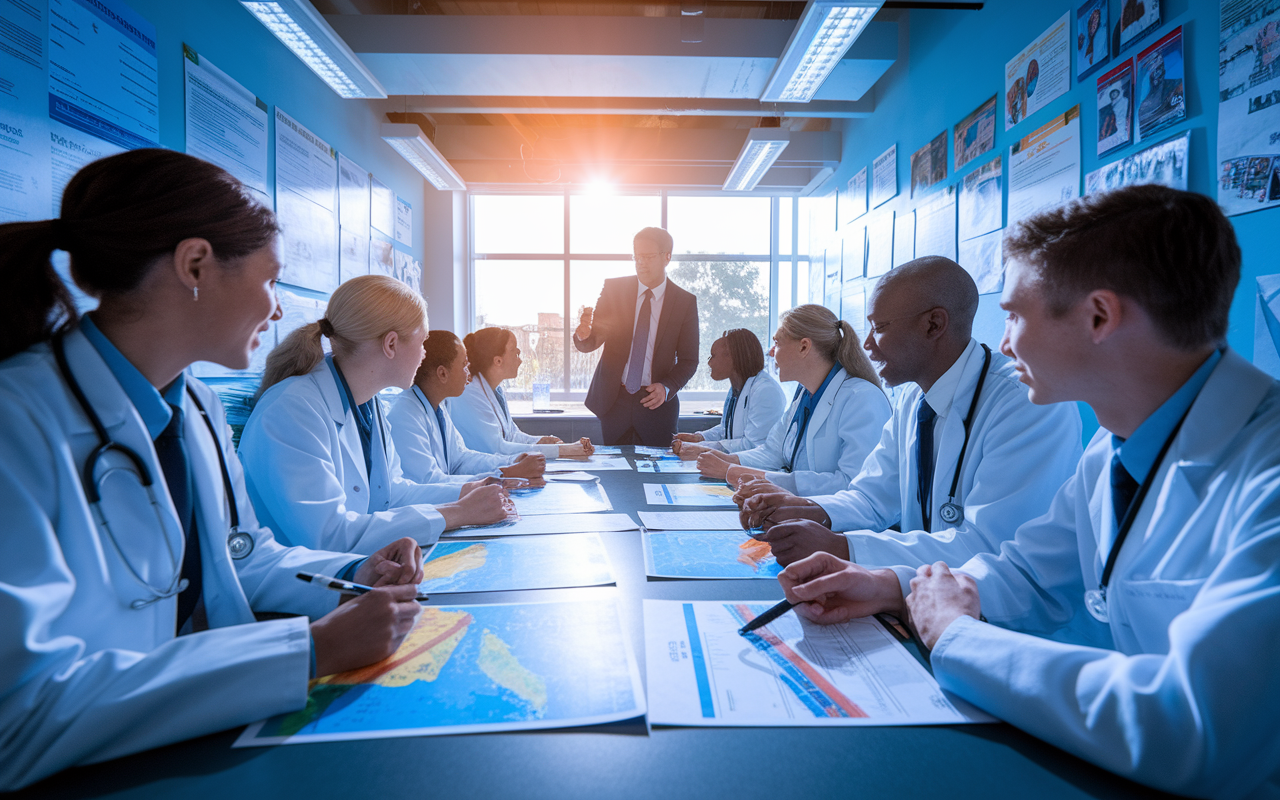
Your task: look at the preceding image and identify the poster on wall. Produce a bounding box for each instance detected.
[958,229,1004,296]
[954,95,997,172]
[48,0,159,150]
[370,235,394,278]
[842,224,865,282]
[1076,0,1110,80]
[339,227,369,281]
[1136,27,1186,141]
[844,166,868,224]
[50,120,125,216]
[0,0,51,223]
[893,211,915,267]
[394,195,412,247]
[841,282,868,334]
[1097,59,1134,156]
[1217,0,1280,217]
[959,156,1003,241]
[910,131,948,198]
[370,175,394,237]
[275,108,336,210]
[865,212,895,278]
[1086,130,1189,194]
[338,154,370,236]
[1008,106,1081,228]
[183,46,269,200]
[1118,0,1161,51]
[275,108,338,292]
[1005,13,1071,130]
[914,186,957,262]
[871,144,898,208]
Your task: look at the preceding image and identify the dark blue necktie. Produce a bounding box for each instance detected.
[916,396,937,532]
[1110,450,1140,527]
[625,289,654,394]
[155,403,201,632]
[434,404,450,468]
[494,385,509,419]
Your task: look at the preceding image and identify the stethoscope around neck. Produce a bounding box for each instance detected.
[52,334,252,610]
[931,344,992,529]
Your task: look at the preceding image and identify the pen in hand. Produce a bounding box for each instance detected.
[297,572,430,602]
[737,598,795,635]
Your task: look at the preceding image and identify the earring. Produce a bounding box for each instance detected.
[193,286,199,302]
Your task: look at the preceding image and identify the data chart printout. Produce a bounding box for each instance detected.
[643,531,781,580]
[509,481,612,516]
[644,600,994,727]
[638,511,742,530]
[637,460,701,474]
[237,600,645,746]
[421,534,615,594]
[442,513,638,538]
[544,456,632,472]
[644,483,736,507]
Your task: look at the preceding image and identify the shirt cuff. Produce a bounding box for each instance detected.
[338,558,365,581]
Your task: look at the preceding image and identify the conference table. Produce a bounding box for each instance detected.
[23,448,1180,799]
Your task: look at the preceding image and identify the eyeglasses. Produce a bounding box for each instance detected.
[631,252,666,263]
[865,307,936,336]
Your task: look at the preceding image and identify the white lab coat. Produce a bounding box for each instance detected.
[239,361,451,553]
[449,373,558,458]
[921,350,1280,798]
[0,330,355,790]
[387,386,509,483]
[700,373,788,453]
[735,368,892,496]
[810,341,1083,567]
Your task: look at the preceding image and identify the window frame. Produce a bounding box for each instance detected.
[468,189,807,402]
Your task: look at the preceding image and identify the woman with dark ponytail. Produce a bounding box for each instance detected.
[0,150,426,790]
[694,304,891,496]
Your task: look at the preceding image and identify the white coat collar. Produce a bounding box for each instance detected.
[924,338,980,419]
[1170,348,1273,469]
[310,360,370,484]
[804,366,851,451]
[57,327,138,435]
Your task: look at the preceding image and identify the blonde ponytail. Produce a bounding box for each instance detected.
[257,274,428,396]
[778,304,882,390]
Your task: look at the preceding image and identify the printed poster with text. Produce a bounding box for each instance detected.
[275,108,338,293]
[1009,106,1081,228]
[183,46,269,200]
[1217,0,1280,217]
[1006,13,1071,130]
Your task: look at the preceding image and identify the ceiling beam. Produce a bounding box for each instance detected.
[375,95,874,117]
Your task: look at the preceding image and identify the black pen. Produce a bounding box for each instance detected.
[296,572,430,602]
[738,598,795,635]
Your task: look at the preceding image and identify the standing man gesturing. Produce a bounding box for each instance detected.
[574,227,699,446]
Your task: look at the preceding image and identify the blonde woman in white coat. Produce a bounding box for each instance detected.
[0,150,424,790]
[696,305,891,496]
[239,276,508,555]
[673,328,786,457]
[450,326,593,459]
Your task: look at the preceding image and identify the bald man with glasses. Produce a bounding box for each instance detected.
[573,227,700,446]
[739,256,1083,568]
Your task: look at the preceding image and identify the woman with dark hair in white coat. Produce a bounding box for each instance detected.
[673,328,786,458]
[0,150,424,790]
[450,326,594,459]
[239,276,508,554]
[696,305,892,496]
[388,330,546,484]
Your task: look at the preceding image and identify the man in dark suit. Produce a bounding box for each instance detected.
[573,227,700,446]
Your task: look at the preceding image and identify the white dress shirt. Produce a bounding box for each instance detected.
[627,278,667,388]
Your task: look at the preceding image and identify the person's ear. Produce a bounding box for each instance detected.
[381,330,399,360]
[923,307,950,341]
[797,337,812,356]
[435,364,449,383]
[172,237,214,295]
[1086,290,1124,344]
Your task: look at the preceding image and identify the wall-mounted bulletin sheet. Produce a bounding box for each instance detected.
[0,0,50,222]
[275,107,338,292]
[954,95,997,172]
[1218,0,1280,217]
[394,195,412,247]
[893,211,915,267]
[183,45,268,200]
[1008,106,1081,228]
[914,186,957,262]
[871,144,898,208]
[1005,12,1071,130]
[370,174,394,237]
[48,0,158,150]
[844,166,868,224]
[338,153,371,281]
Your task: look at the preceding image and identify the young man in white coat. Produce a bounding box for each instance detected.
[388,330,546,485]
[778,185,1280,798]
[739,257,1083,567]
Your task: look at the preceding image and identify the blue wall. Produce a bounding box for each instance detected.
[815,0,1277,438]
[126,0,425,265]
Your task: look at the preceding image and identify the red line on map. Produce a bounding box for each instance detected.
[326,612,474,685]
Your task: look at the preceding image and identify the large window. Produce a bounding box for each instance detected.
[470,191,809,401]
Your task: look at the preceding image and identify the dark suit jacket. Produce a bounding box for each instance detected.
[573,276,700,416]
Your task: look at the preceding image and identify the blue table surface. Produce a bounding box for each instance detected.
[21,447,1179,799]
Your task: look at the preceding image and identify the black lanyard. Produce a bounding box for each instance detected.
[186,387,239,531]
[723,388,740,438]
[1096,409,1190,594]
[785,405,813,472]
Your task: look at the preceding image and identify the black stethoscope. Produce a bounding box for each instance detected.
[723,379,750,438]
[783,376,844,473]
[53,334,253,610]
[931,344,992,529]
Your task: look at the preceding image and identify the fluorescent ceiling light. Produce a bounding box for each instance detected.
[723,128,790,192]
[242,1,386,99]
[381,123,467,191]
[761,0,882,103]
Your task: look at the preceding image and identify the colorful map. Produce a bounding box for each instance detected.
[421,534,615,593]
[643,483,737,507]
[643,600,994,727]
[644,530,781,579]
[236,600,645,746]
[510,481,612,516]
